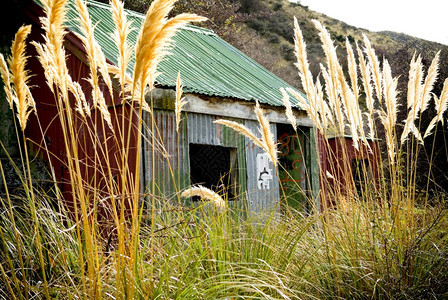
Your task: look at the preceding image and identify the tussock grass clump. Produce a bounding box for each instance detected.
[0,0,447,299]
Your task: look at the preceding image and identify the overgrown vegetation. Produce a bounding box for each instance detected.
[0,0,448,299]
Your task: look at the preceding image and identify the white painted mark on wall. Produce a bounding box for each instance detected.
[257,153,272,190]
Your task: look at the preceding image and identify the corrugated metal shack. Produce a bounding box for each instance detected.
[24,0,320,213]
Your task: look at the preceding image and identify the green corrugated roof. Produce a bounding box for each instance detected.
[37,0,306,108]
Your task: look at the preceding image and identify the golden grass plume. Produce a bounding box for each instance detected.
[356,43,375,139]
[255,101,278,166]
[110,0,132,93]
[38,0,69,88]
[214,119,264,150]
[5,25,35,130]
[363,34,383,104]
[380,59,400,161]
[0,54,13,110]
[401,53,439,144]
[133,0,206,95]
[293,16,316,105]
[214,117,277,167]
[280,87,296,129]
[175,72,187,132]
[75,0,114,131]
[420,51,440,114]
[181,185,226,211]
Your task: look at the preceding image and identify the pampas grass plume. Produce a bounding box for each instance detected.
[424,78,448,138]
[181,186,226,211]
[281,88,296,129]
[75,0,114,131]
[363,34,382,104]
[0,54,14,109]
[175,71,186,132]
[293,16,316,103]
[111,0,132,93]
[420,51,440,114]
[381,59,400,161]
[214,116,277,167]
[133,0,206,94]
[214,119,265,151]
[8,25,34,130]
[255,101,278,167]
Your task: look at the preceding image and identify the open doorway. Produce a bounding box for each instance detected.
[352,158,372,197]
[189,144,238,200]
[277,124,307,210]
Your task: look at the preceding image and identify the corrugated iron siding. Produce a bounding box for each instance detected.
[142,110,248,206]
[142,109,189,200]
[187,113,247,201]
[244,120,280,213]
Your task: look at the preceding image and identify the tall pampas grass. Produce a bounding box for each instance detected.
[293,16,316,107]
[401,52,440,144]
[255,101,278,166]
[291,18,327,134]
[0,56,14,112]
[1,23,51,299]
[6,0,206,298]
[381,59,400,162]
[312,20,346,135]
[420,51,440,114]
[357,43,376,139]
[37,0,69,90]
[346,38,359,101]
[130,6,206,295]
[75,0,114,131]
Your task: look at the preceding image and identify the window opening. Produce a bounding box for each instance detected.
[189,144,238,200]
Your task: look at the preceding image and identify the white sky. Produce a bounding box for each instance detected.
[295,0,448,46]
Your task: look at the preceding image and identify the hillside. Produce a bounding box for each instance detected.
[234,0,448,89]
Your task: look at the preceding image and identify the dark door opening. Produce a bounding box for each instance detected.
[189,144,238,200]
[277,123,307,210]
[352,159,372,196]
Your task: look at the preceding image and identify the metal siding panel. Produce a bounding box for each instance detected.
[307,127,320,210]
[186,113,248,205]
[244,120,279,214]
[142,110,188,201]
